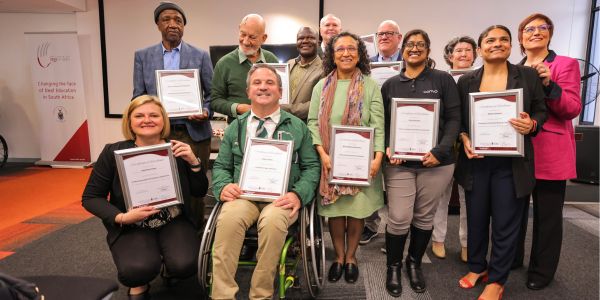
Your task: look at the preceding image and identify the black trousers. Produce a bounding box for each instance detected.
[515,179,566,283]
[109,217,200,287]
[465,157,526,285]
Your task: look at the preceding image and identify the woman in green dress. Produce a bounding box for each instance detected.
[307,31,385,284]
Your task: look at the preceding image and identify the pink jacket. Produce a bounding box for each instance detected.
[529,51,581,180]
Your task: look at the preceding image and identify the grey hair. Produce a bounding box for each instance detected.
[246,63,282,88]
[320,14,341,27]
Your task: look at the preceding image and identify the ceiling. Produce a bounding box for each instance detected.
[0,0,86,13]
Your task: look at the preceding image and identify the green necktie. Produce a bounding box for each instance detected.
[254,116,270,138]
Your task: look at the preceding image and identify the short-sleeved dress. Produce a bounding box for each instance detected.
[307,76,385,219]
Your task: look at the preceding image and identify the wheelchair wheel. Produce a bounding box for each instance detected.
[0,135,7,168]
[198,202,223,297]
[300,201,325,298]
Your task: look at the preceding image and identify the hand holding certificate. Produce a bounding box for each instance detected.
[155,69,203,118]
[389,98,439,161]
[239,138,294,202]
[328,126,374,187]
[114,143,184,211]
[469,89,524,157]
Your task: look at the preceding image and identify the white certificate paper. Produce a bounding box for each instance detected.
[360,34,378,59]
[370,62,403,88]
[448,68,474,83]
[114,143,183,210]
[329,126,374,187]
[155,69,203,118]
[470,89,524,156]
[266,63,290,105]
[239,138,293,201]
[390,99,439,161]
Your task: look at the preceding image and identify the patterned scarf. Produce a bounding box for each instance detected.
[317,69,365,205]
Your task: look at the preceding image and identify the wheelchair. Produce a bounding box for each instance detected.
[198,200,325,299]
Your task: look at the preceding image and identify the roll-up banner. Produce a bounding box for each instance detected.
[25,32,91,168]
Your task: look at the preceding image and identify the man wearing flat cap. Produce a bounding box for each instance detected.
[133,1,213,230]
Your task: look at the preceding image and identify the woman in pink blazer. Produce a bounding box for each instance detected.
[515,13,581,290]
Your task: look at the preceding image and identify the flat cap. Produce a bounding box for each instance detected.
[154,2,186,25]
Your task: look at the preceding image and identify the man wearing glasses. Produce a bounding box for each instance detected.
[370,20,403,62]
[361,20,403,247]
[211,14,279,123]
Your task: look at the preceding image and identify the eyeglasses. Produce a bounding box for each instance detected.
[453,48,473,54]
[334,46,358,54]
[404,41,427,50]
[522,24,552,34]
[376,31,399,38]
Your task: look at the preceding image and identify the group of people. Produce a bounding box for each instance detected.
[81,2,581,300]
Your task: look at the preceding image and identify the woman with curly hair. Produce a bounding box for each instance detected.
[307,31,385,284]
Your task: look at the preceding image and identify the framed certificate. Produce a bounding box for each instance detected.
[239,138,294,202]
[114,143,183,211]
[360,34,378,59]
[370,61,403,88]
[469,89,524,157]
[389,98,440,161]
[266,63,290,105]
[155,69,203,118]
[448,67,474,83]
[329,125,374,187]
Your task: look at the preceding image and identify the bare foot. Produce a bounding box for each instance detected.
[479,283,504,300]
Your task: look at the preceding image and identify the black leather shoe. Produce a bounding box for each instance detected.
[526,280,549,290]
[405,257,426,293]
[386,263,402,297]
[239,244,256,260]
[328,262,343,282]
[344,263,359,283]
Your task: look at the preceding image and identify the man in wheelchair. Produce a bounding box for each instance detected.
[211,63,321,299]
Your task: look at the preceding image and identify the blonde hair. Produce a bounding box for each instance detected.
[122,95,170,140]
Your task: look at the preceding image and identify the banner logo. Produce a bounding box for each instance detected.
[36,42,70,68]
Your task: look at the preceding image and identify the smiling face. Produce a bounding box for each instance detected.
[157,9,184,46]
[130,103,165,140]
[479,28,512,63]
[402,33,429,67]
[449,42,475,69]
[521,18,551,53]
[333,36,359,75]
[247,67,282,111]
[239,18,267,58]
[376,22,401,57]
[296,27,318,59]
[320,16,341,45]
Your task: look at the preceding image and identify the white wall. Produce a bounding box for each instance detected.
[0,0,594,161]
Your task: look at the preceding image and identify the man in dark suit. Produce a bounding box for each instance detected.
[370,20,403,62]
[360,20,403,246]
[133,2,213,228]
[282,27,323,122]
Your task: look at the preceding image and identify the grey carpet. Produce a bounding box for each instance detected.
[0,205,597,299]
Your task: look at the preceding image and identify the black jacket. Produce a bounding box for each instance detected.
[82,140,208,245]
[454,62,547,198]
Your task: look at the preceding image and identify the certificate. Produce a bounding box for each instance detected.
[469,89,524,157]
[370,62,403,88]
[389,98,440,161]
[155,69,203,118]
[266,63,290,105]
[114,143,183,211]
[329,126,374,187]
[448,67,474,83]
[239,138,293,202]
[360,34,378,58]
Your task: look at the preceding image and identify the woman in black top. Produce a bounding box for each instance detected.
[455,25,546,300]
[82,95,208,299]
[380,29,461,297]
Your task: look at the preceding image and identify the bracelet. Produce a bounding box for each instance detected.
[189,157,201,169]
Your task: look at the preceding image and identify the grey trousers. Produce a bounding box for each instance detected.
[384,164,455,235]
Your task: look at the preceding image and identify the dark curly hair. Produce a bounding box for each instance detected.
[401,29,436,69]
[322,31,371,76]
[443,36,477,67]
